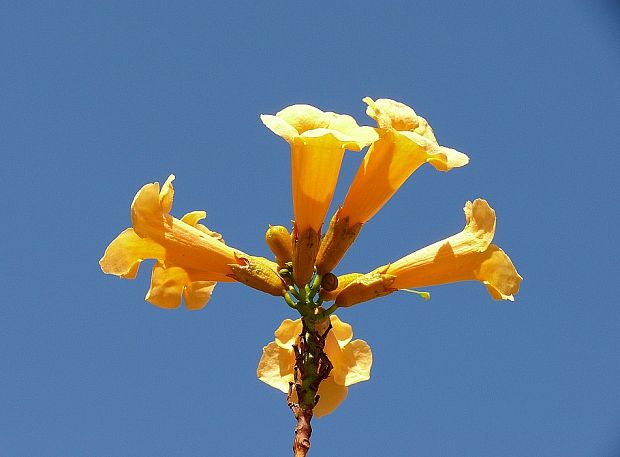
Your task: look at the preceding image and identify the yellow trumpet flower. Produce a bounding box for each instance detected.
[261,104,377,286]
[257,315,372,417]
[100,175,285,309]
[326,199,521,307]
[316,97,469,275]
[342,97,470,225]
[261,104,377,233]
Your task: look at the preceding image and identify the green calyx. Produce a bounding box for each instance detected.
[282,268,339,322]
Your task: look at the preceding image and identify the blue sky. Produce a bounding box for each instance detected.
[2,1,620,455]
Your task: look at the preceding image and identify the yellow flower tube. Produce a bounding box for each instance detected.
[342,97,470,225]
[333,199,522,307]
[316,98,469,275]
[100,175,285,309]
[257,315,372,417]
[261,104,377,285]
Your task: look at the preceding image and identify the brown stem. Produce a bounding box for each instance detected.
[288,318,333,457]
[293,407,313,457]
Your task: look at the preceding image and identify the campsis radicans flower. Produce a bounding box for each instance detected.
[99,175,286,309]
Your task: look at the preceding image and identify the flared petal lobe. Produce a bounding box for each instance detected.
[331,199,521,307]
[257,315,372,417]
[145,263,216,310]
[340,97,469,226]
[99,228,165,279]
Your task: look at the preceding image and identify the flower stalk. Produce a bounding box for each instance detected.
[283,271,336,456]
[289,318,333,457]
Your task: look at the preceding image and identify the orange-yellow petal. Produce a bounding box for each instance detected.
[364,97,419,131]
[183,280,217,310]
[314,378,348,418]
[329,315,352,348]
[145,263,217,310]
[324,330,346,385]
[341,339,372,386]
[257,342,295,393]
[99,228,165,278]
[274,318,303,349]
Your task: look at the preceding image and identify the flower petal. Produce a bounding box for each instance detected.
[159,174,175,214]
[272,104,328,133]
[145,263,216,309]
[314,377,348,418]
[386,200,521,300]
[274,318,303,349]
[341,340,372,386]
[260,114,300,143]
[324,331,346,385]
[99,228,165,278]
[181,211,225,243]
[364,97,420,131]
[329,315,352,348]
[183,281,217,310]
[145,263,188,309]
[398,131,469,171]
[257,342,295,393]
[475,244,522,301]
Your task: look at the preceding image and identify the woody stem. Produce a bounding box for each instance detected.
[289,318,333,457]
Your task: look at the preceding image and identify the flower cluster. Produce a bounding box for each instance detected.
[100,97,521,418]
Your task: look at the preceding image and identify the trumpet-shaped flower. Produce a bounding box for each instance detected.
[261,104,378,286]
[327,199,522,307]
[257,315,372,417]
[316,97,469,275]
[261,104,378,234]
[100,175,285,309]
[341,97,469,226]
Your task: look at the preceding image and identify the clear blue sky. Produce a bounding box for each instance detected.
[2,1,620,455]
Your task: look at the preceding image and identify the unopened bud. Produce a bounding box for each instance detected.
[320,273,339,292]
[265,225,293,267]
[228,255,286,296]
[334,272,396,307]
[319,273,362,302]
